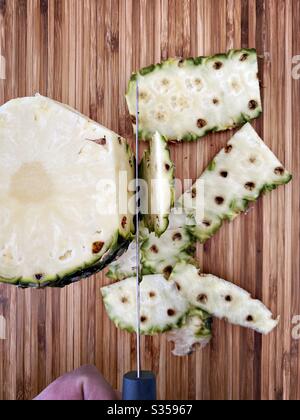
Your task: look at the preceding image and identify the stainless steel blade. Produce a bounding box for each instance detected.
[135,80,141,378]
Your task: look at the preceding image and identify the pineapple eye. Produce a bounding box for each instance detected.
[92,241,104,254]
[197,119,207,129]
[246,315,254,322]
[167,309,176,316]
[240,53,249,61]
[130,115,137,125]
[202,220,211,227]
[121,297,128,304]
[248,100,258,110]
[149,291,156,298]
[175,282,181,291]
[212,98,220,105]
[213,61,223,70]
[191,188,197,198]
[220,171,228,178]
[163,266,173,278]
[197,294,208,304]
[150,245,159,254]
[141,316,147,323]
[224,145,233,153]
[155,111,167,122]
[161,78,170,86]
[165,163,170,171]
[245,182,256,191]
[274,167,284,176]
[35,274,44,281]
[249,156,257,163]
[225,295,232,302]
[215,196,225,205]
[139,91,148,101]
[172,232,182,241]
[121,217,127,229]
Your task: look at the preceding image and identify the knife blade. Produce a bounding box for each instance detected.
[122,79,156,401]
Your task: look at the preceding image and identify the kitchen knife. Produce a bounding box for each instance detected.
[122,80,157,401]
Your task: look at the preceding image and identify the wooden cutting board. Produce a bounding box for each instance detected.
[0,0,299,400]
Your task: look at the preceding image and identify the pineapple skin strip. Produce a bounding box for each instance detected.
[170,262,279,335]
[126,49,262,141]
[177,123,292,243]
[101,274,189,335]
[139,131,175,236]
[106,225,196,281]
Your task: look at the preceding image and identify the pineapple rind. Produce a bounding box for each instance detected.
[167,308,213,356]
[141,227,196,277]
[178,123,292,243]
[126,48,262,141]
[101,274,189,335]
[106,224,196,281]
[139,132,175,236]
[2,233,130,288]
[106,241,137,281]
[170,262,279,335]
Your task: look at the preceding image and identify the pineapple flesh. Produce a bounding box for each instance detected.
[139,131,175,236]
[170,263,279,335]
[177,123,292,243]
[0,95,134,288]
[101,274,189,334]
[167,308,213,356]
[126,49,262,141]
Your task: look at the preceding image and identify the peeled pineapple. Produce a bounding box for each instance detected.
[126,49,262,141]
[0,95,135,287]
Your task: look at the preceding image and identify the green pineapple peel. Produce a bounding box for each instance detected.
[126,49,262,141]
[177,123,292,243]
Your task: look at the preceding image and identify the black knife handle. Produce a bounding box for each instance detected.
[122,371,156,401]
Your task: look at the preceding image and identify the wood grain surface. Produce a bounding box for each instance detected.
[0,0,299,400]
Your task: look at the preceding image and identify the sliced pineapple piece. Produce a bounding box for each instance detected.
[126,49,262,141]
[141,227,196,278]
[0,95,134,288]
[167,308,213,356]
[170,263,279,334]
[101,274,189,334]
[177,123,292,243]
[139,131,175,236]
[106,225,196,281]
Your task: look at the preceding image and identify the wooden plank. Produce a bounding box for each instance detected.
[0,0,299,400]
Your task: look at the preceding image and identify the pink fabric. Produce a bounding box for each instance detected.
[34,365,119,401]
